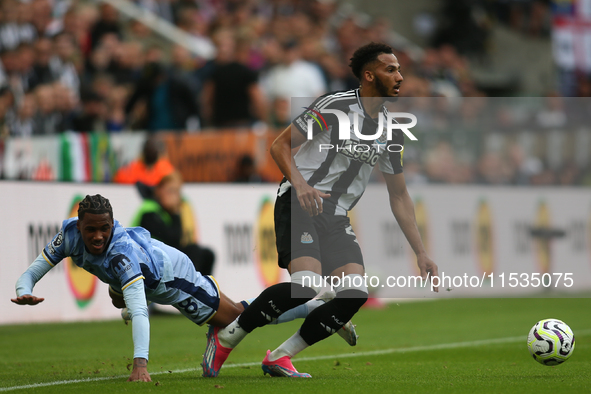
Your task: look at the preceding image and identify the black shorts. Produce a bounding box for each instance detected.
[274,184,364,276]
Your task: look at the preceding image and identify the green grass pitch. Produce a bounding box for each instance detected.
[1,297,590,393]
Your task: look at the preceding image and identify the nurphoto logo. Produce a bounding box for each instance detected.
[303,107,418,153]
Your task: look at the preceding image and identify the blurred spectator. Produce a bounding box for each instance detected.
[53,82,77,132]
[260,39,326,101]
[145,44,165,64]
[52,32,81,96]
[318,51,357,92]
[170,44,200,92]
[33,84,59,134]
[15,43,36,92]
[201,29,266,128]
[0,88,14,139]
[9,92,36,137]
[529,161,556,185]
[70,90,106,133]
[424,141,461,183]
[175,6,216,59]
[232,154,266,183]
[109,40,145,85]
[16,0,37,45]
[495,0,551,37]
[269,97,290,129]
[83,47,111,84]
[475,151,514,185]
[557,160,581,186]
[431,0,490,56]
[31,37,55,86]
[1,0,23,51]
[114,135,175,186]
[90,3,122,50]
[31,0,55,37]
[508,144,543,185]
[132,170,216,276]
[535,93,567,129]
[90,73,115,101]
[52,7,92,56]
[105,85,129,132]
[125,62,199,131]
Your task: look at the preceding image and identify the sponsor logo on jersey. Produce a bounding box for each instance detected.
[53,230,63,247]
[301,232,313,244]
[338,140,383,166]
[112,255,132,277]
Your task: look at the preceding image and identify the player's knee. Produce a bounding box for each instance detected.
[291,270,323,297]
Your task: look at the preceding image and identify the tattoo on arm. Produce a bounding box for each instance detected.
[133,358,148,368]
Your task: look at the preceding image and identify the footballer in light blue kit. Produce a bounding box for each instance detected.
[12,195,357,382]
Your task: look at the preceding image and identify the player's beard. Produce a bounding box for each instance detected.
[374,75,398,102]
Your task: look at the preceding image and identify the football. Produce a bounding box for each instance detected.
[527,318,575,366]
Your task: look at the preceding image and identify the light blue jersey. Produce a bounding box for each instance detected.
[17,217,220,360]
[42,217,219,318]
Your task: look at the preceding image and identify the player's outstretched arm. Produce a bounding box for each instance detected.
[384,172,439,292]
[120,279,151,381]
[12,254,55,305]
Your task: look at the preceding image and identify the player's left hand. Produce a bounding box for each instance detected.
[11,295,45,305]
[109,286,126,309]
[416,253,439,293]
[127,358,151,382]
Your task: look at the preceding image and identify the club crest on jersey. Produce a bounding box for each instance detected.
[375,130,388,145]
[47,230,63,255]
[53,230,63,247]
[301,232,313,244]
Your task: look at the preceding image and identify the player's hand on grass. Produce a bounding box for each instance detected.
[295,183,330,216]
[128,358,151,382]
[417,253,439,293]
[11,295,45,305]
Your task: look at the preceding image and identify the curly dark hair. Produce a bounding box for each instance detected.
[349,42,394,80]
[78,194,113,220]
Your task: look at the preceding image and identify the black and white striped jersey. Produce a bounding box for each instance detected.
[285,88,404,216]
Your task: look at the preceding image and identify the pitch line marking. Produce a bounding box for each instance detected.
[2,329,589,392]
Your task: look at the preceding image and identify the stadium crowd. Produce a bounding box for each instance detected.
[0,0,588,186]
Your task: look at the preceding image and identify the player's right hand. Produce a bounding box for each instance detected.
[11,295,45,305]
[295,183,331,216]
[128,358,151,382]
